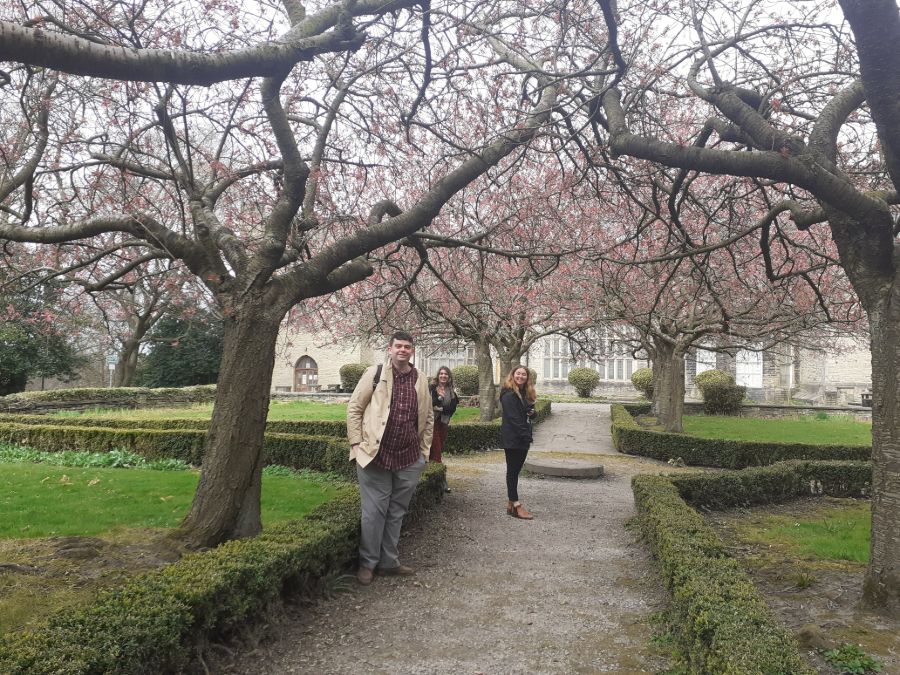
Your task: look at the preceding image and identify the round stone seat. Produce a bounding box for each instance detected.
[523,457,604,479]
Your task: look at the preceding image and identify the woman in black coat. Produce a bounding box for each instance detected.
[499,365,537,519]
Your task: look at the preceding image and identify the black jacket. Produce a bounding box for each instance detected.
[430,384,459,421]
[500,387,533,450]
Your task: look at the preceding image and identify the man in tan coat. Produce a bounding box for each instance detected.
[347,331,434,585]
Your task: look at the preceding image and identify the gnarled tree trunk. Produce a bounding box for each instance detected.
[180,300,282,548]
[862,285,900,613]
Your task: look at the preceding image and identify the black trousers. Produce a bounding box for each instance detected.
[504,447,529,501]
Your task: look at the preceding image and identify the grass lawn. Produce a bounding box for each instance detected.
[681,414,871,446]
[50,399,484,423]
[0,462,342,538]
[726,498,871,563]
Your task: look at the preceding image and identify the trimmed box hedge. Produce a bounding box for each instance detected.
[671,459,871,509]
[0,423,354,478]
[0,399,552,455]
[0,386,217,412]
[0,462,446,674]
[0,414,348,438]
[631,459,870,675]
[612,404,870,468]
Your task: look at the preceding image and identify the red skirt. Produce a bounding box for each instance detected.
[430,420,449,463]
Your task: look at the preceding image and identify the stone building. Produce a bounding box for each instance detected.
[683,338,871,406]
[271,330,375,393]
[272,323,871,405]
[270,327,647,396]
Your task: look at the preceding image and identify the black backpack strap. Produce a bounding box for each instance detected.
[373,364,383,390]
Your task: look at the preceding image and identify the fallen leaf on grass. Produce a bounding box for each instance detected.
[58,475,72,485]
[88,478,100,486]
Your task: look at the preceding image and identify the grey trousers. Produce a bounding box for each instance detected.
[356,455,426,570]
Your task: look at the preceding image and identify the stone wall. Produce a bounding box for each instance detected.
[681,400,872,421]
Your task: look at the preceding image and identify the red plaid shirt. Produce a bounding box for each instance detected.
[374,366,420,471]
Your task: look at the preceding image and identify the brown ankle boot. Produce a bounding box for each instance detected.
[506,500,515,516]
[512,502,533,520]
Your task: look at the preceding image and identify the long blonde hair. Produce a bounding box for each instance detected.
[502,365,536,403]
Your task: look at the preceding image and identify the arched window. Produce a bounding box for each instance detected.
[294,355,319,391]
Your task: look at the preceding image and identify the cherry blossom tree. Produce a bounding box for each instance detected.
[576,0,900,610]
[0,0,600,547]
[564,164,862,432]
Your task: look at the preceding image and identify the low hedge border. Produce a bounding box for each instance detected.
[0,386,218,412]
[611,404,870,468]
[0,423,355,479]
[632,459,871,674]
[0,414,349,438]
[0,399,552,455]
[0,462,446,674]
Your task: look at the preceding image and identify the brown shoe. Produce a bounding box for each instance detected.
[512,502,533,520]
[356,566,374,585]
[506,500,515,516]
[378,564,416,576]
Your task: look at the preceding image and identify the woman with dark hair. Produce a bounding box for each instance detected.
[429,365,459,492]
[500,365,537,519]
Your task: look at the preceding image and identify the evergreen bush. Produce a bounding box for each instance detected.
[694,369,745,414]
[452,365,479,395]
[338,363,370,392]
[632,469,821,674]
[0,400,551,458]
[611,404,870,468]
[568,367,600,398]
[0,466,447,674]
[631,367,653,399]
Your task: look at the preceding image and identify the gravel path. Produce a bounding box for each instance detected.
[221,404,672,674]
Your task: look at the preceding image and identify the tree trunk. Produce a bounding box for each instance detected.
[862,287,900,613]
[653,340,685,433]
[474,338,496,421]
[113,338,141,387]
[497,349,526,388]
[180,303,282,548]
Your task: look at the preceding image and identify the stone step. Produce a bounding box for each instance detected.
[523,457,604,479]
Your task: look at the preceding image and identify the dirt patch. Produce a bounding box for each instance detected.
[707,498,899,674]
[0,530,186,633]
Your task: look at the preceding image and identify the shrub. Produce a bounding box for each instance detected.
[0,422,355,478]
[632,468,826,674]
[0,465,447,674]
[610,404,870,468]
[452,365,479,395]
[631,368,653,399]
[568,367,600,398]
[0,402,551,459]
[0,385,217,412]
[693,368,733,392]
[338,363,370,392]
[694,369,745,414]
